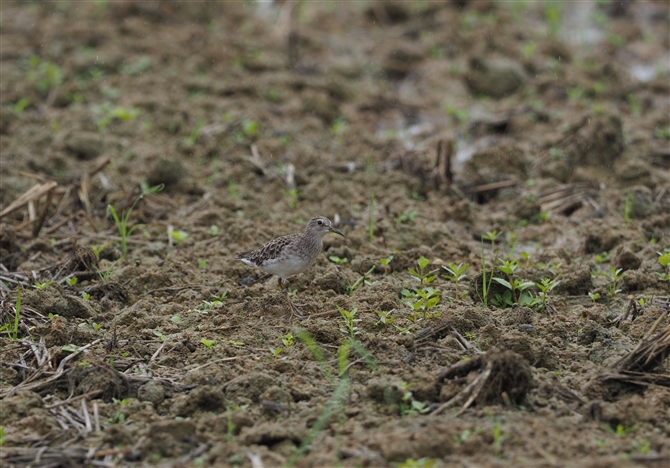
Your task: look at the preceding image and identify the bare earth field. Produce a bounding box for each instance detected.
[1,1,670,467]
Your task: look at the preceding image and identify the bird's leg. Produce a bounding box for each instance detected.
[279,279,304,319]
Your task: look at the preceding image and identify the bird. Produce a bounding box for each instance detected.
[237,216,344,317]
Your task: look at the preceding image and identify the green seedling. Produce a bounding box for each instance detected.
[170,315,181,323]
[1,288,21,340]
[623,192,632,223]
[375,309,395,328]
[394,324,413,334]
[169,229,189,244]
[107,183,164,256]
[198,260,207,268]
[185,116,204,145]
[200,338,218,349]
[336,305,361,338]
[346,265,375,295]
[393,458,440,468]
[395,210,418,224]
[409,256,437,287]
[65,277,78,287]
[444,103,469,124]
[94,260,117,283]
[32,281,52,291]
[228,340,244,347]
[380,254,394,273]
[600,267,625,297]
[632,439,651,455]
[9,98,30,115]
[442,262,470,300]
[269,347,283,357]
[153,330,168,341]
[329,255,348,265]
[281,334,294,347]
[242,119,259,137]
[209,225,220,236]
[398,382,430,417]
[476,244,497,308]
[404,287,441,322]
[657,251,670,281]
[282,188,299,209]
[482,230,502,252]
[26,55,64,92]
[492,420,509,456]
[602,423,637,438]
[595,251,610,264]
[0,426,6,446]
[534,278,561,309]
[81,292,91,300]
[492,259,535,306]
[226,406,236,442]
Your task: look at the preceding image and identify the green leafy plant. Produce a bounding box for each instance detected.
[442,262,470,300]
[600,267,625,297]
[81,292,91,300]
[169,229,189,244]
[623,192,632,223]
[26,55,64,92]
[534,278,561,309]
[281,334,294,347]
[1,288,21,340]
[380,254,394,273]
[482,230,502,252]
[107,183,163,256]
[346,265,375,295]
[398,382,430,417]
[8,98,30,115]
[595,251,610,264]
[395,210,418,224]
[0,426,6,446]
[32,281,52,291]
[201,338,218,349]
[336,305,361,338]
[185,116,204,145]
[282,188,299,209]
[602,423,637,438]
[409,256,437,288]
[375,309,395,328]
[657,251,670,281]
[492,259,535,307]
[329,255,348,265]
[65,277,78,287]
[492,420,509,456]
[404,286,441,322]
[269,347,283,357]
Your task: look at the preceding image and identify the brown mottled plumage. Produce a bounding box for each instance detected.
[237,216,344,316]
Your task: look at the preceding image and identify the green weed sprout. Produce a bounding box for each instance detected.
[476,242,496,308]
[534,278,560,308]
[404,286,441,322]
[482,230,502,253]
[32,281,52,291]
[281,188,299,209]
[336,305,361,338]
[492,420,509,456]
[493,259,534,307]
[442,262,470,300]
[600,267,625,296]
[623,192,632,223]
[395,210,418,224]
[281,334,294,347]
[346,265,375,295]
[398,382,430,417]
[1,287,21,340]
[269,347,283,357]
[287,328,377,467]
[107,183,164,256]
[200,338,218,349]
[602,423,637,438]
[0,425,6,446]
[380,254,394,273]
[588,291,601,304]
[186,116,204,145]
[409,256,437,288]
[657,251,670,281]
[329,255,348,265]
[375,309,395,328]
[65,277,78,287]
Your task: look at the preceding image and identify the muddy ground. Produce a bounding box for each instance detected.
[1,1,670,467]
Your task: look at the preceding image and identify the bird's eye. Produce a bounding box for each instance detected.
[317,220,323,225]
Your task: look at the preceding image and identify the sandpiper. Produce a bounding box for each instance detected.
[237,216,344,317]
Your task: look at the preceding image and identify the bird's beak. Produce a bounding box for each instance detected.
[329,227,344,237]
